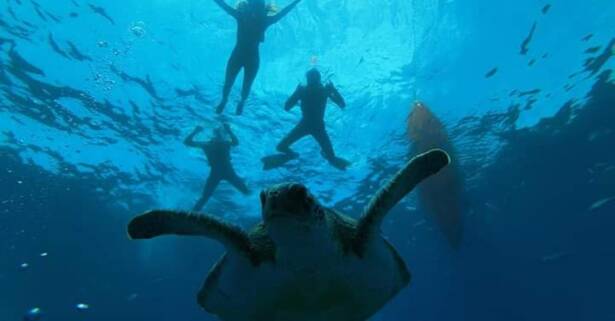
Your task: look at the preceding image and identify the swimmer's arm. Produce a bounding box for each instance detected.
[327,82,346,109]
[284,85,303,111]
[213,0,238,18]
[224,123,240,146]
[268,0,301,25]
[184,126,207,148]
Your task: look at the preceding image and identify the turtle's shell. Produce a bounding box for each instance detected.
[197,208,410,321]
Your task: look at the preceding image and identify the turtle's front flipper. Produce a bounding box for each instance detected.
[128,210,253,257]
[354,149,450,253]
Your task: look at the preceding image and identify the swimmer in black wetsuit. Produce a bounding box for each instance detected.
[184,123,250,211]
[274,68,350,170]
[213,0,302,115]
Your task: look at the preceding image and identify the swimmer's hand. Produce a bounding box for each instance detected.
[284,103,294,111]
[326,82,346,109]
[326,82,339,94]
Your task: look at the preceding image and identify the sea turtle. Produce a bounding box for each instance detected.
[128,149,450,321]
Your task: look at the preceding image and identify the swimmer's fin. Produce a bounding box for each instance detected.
[321,151,351,171]
[329,157,351,171]
[261,153,298,170]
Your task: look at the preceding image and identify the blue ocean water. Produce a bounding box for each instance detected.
[1,0,614,320]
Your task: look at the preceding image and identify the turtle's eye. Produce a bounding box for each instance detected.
[260,191,267,208]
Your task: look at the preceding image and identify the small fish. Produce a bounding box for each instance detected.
[589,196,615,212]
[581,33,593,42]
[588,128,612,142]
[413,220,426,228]
[520,22,537,55]
[88,4,115,25]
[24,307,43,321]
[19,263,29,270]
[484,202,500,212]
[40,252,48,257]
[67,41,92,61]
[524,98,537,110]
[518,89,541,97]
[485,67,498,78]
[585,46,602,54]
[541,252,569,263]
[76,303,90,310]
[542,4,551,15]
[582,39,615,75]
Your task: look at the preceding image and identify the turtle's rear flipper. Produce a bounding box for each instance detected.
[354,149,450,252]
[128,210,253,257]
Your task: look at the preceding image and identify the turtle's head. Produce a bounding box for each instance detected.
[261,183,331,263]
[260,183,324,227]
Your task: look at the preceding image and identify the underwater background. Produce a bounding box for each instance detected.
[1,0,615,320]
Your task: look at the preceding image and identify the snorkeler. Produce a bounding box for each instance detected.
[213,0,302,115]
[264,68,350,170]
[184,123,250,211]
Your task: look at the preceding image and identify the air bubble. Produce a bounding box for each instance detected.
[130,21,146,37]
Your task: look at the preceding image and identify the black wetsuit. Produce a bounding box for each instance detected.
[277,83,346,161]
[185,126,249,211]
[214,0,301,114]
[221,11,266,107]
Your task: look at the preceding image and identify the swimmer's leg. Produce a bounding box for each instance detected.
[225,173,250,195]
[312,126,336,159]
[236,54,260,115]
[276,123,309,155]
[313,127,350,170]
[217,50,243,114]
[193,175,221,212]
